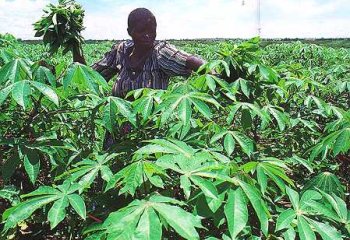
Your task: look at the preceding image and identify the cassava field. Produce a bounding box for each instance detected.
[1,23,350,240]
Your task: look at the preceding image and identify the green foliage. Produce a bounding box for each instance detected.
[3,181,86,231]
[303,172,345,198]
[97,195,203,240]
[0,33,17,47]
[33,0,85,56]
[0,36,349,239]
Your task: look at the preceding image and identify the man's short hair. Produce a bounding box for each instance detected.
[128,8,157,31]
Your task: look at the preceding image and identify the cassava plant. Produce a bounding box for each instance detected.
[0,35,349,239]
[33,0,86,64]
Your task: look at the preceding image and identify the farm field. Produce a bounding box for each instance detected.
[1,32,350,240]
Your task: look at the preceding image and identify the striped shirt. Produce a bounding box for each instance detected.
[92,40,192,98]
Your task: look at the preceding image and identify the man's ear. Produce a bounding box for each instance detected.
[127,28,132,36]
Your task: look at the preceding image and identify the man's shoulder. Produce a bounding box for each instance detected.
[110,40,132,52]
[154,40,180,54]
[154,40,169,49]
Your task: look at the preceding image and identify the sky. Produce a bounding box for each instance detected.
[0,0,349,40]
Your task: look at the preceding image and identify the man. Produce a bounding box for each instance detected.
[91,8,205,149]
[92,7,204,97]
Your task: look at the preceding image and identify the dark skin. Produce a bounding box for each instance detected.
[71,15,204,75]
[127,16,204,73]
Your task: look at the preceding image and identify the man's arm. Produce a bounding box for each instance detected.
[91,43,121,81]
[157,42,205,77]
[186,55,205,72]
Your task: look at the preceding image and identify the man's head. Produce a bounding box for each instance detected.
[127,8,157,49]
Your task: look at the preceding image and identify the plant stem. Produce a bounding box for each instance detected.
[72,43,86,65]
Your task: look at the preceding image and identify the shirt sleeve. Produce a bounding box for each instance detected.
[91,42,122,81]
[157,42,191,77]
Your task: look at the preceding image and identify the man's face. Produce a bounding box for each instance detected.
[129,17,156,49]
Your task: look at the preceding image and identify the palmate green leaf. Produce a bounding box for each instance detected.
[152,149,229,211]
[304,200,340,222]
[23,153,40,185]
[304,95,330,114]
[68,194,86,220]
[205,74,216,92]
[103,196,202,240]
[178,98,192,126]
[21,186,61,198]
[0,84,14,106]
[239,78,250,98]
[0,186,20,205]
[30,80,59,106]
[3,195,59,231]
[0,48,16,63]
[224,188,248,239]
[297,216,316,240]
[265,106,289,131]
[286,155,314,173]
[283,228,296,240]
[307,218,342,240]
[275,209,296,231]
[103,100,117,133]
[190,176,222,212]
[100,166,113,182]
[237,180,270,236]
[153,202,202,239]
[232,78,251,98]
[227,102,270,125]
[83,223,106,239]
[243,158,293,194]
[110,97,136,126]
[191,98,212,119]
[157,90,220,125]
[73,167,99,189]
[157,152,220,175]
[102,97,136,130]
[286,187,300,210]
[33,65,56,87]
[1,80,58,109]
[63,154,117,190]
[0,58,32,84]
[62,63,108,94]
[210,130,228,144]
[318,190,348,222]
[310,126,350,160]
[300,190,322,209]
[104,203,143,236]
[256,165,268,194]
[333,128,350,156]
[135,139,196,158]
[180,175,192,199]
[223,133,235,156]
[33,0,85,55]
[210,130,254,156]
[205,60,230,76]
[231,131,254,156]
[133,207,162,240]
[48,196,69,229]
[132,89,159,122]
[149,195,186,205]
[303,172,345,198]
[157,95,183,124]
[11,80,32,109]
[3,181,86,232]
[258,64,278,83]
[105,161,166,195]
